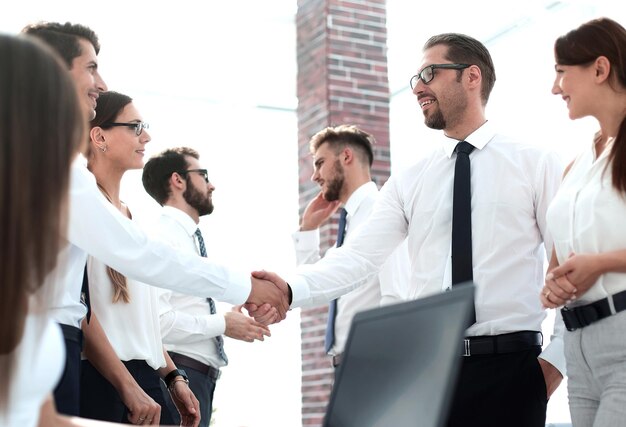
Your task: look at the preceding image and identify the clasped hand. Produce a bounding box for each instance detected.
[246,270,291,325]
[541,252,603,308]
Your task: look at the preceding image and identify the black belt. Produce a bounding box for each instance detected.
[59,323,83,346]
[561,289,626,331]
[169,351,221,381]
[462,331,542,357]
[331,353,343,368]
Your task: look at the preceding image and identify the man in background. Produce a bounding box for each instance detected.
[292,125,409,370]
[143,147,271,426]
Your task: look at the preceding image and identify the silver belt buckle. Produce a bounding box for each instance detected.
[463,338,471,357]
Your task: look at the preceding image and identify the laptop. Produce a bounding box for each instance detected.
[323,283,475,427]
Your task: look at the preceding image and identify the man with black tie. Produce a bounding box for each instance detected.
[291,125,409,370]
[253,33,565,427]
[142,147,270,426]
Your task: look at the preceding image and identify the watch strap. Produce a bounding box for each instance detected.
[164,368,188,389]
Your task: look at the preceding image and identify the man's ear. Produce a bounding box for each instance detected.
[341,146,354,165]
[169,172,186,191]
[466,64,482,90]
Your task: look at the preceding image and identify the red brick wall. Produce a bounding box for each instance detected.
[296,1,390,425]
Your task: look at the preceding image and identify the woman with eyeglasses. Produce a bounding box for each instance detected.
[79,91,200,426]
[542,17,626,426]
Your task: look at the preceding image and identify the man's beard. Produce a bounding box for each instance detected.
[424,85,467,131]
[183,183,214,216]
[322,160,345,202]
[425,107,446,130]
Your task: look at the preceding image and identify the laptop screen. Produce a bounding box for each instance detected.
[323,283,475,427]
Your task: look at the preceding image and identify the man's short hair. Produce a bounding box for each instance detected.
[142,147,200,205]
[21,22,100,68]
[309,124,375,167]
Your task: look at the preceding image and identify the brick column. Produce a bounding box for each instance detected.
[296,1,390,425]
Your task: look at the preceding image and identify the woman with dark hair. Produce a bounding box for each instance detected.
[543,17,626,426]
[0,33,84,426]
[79,91,199,426]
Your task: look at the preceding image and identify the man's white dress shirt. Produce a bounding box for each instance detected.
[289,121,567,374]
[46,157,250,329]
[155,206,227,368]
[292,182,410,355]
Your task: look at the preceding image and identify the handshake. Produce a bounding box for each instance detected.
[245,270,291,325]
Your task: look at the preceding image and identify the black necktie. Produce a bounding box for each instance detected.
[81,264,91,324]
[324,208,347,353]
[452,141,476,324]
[195,228,228,364]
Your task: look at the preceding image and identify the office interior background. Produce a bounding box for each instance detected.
[2,0,624,425]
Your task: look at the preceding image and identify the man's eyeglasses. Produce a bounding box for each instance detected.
[101,122,149,136]
[179,169,210,183]
[409,63,470,89]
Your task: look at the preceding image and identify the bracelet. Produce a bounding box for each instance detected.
[168,377,189,391]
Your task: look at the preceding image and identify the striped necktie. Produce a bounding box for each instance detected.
[195,228,228,364]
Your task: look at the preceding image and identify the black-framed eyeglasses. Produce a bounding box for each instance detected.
[409,63,471,89]
[179,169,209,183]
[101,122,149,136]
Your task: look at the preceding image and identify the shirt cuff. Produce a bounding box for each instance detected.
[287,275,311,308]
[204,313,226,337]
[539,335,566,377]
[220,270,252,305]
[292,229,320,251]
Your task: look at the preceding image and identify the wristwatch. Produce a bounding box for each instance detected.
[164,368,189,389]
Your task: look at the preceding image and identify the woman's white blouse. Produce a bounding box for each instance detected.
[88,256,165,369]
[547,137,626,305]
[2,314,65,427]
